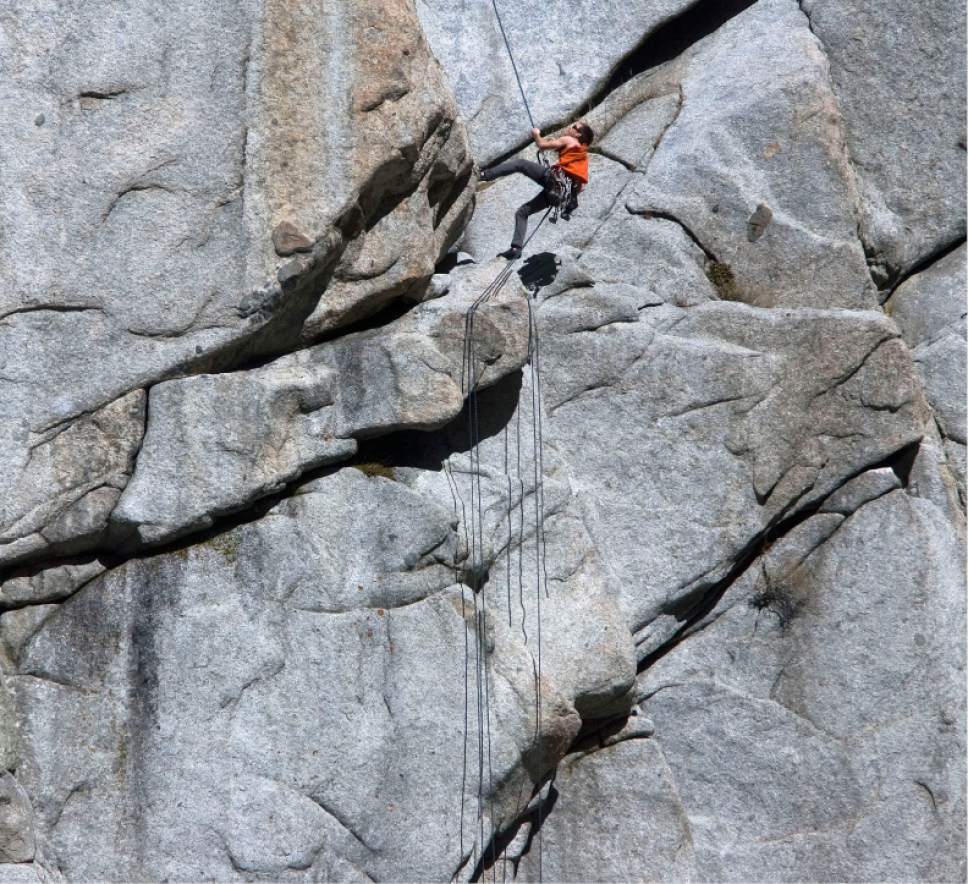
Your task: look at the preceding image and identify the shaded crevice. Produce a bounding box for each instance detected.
[0,553,111,613]
[564,709,655,757]
[587,0,758,107]
[101,183,177,224]
[469,780,560,883]
[306,795,376,853]
[591,147,635,172]
[914,780,940,814]
[806,333,896,405]
[629,208,718,262]
[624,207,748,301]
[484,0,753,169]
[4,373,527,597]
[356,370,525,469]
[882,235,967,300]
[0,461,339,591]
[638,438,922,673]
[78,89,128,101]
[0,304,104,326]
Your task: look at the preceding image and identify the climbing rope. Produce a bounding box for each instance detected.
[449,7,561,880]
[490,0,551,170]
[490,0,537,131]
[448,202,554,881]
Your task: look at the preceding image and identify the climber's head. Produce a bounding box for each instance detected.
[569,121,594,146]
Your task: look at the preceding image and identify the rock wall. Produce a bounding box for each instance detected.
[0,0,964,881]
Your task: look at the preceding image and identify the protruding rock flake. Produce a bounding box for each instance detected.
[0,0,963,880]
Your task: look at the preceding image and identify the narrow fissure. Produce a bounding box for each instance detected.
[882,235,967,300]
[469,780,560,883]
[638,438,922,673]
[483,0,755,169]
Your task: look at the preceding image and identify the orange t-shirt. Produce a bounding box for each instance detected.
[555,143,589,184]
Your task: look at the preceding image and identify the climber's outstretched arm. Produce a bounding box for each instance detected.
[531,128,578,152]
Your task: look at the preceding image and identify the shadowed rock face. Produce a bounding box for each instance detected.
[1,0,965,881]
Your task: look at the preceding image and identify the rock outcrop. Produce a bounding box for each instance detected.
[0,0,474,570]
[0,0,964,881]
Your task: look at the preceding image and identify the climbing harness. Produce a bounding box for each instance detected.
[544,167,581,223]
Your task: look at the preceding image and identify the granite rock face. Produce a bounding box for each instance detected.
[111,262,532,548]
[0,0,473,569]
[1,0,965,881]
[800,0,967,283]
[416,0,702,164]
[12,466,631,880]
[637,489,966,882]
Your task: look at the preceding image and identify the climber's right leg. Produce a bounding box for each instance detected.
[480,158,548,185]
[498,191,552,260]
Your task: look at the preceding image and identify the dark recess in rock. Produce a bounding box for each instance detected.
[706,261,739,300]
[470,782,561,883]
[353,370,524,470]
[586,0,760,108]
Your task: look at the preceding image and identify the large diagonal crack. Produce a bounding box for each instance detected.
[637,440,920,673]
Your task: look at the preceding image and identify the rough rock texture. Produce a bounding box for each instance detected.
[415,0,701,163]
[540,292,923,651]
[112,262,531,547]
[799,0,967,283]
[886,244,967,504]
[0,391,144,569]
[516,734,696,881]
[1,0,965,881]
[12,465,632,880]
[0,0,474,570]
[638,489,966,881]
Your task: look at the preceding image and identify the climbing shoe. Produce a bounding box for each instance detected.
[498,246,522,260]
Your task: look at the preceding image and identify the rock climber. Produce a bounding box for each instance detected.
[479,120,594,260]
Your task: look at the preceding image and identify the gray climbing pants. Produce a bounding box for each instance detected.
[482,158,551,248]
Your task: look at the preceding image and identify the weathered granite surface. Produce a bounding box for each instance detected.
[1,0,964,880]
[800,0,967,283]
[0,0,473,569]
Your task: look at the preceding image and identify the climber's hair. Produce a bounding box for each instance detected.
[575,121,594,146]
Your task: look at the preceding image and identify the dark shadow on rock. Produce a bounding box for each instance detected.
[470,777,561,882]
[354,370,525,471]
[590,0,759,103]
[518,252,559,296]
[435,248,477,275]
